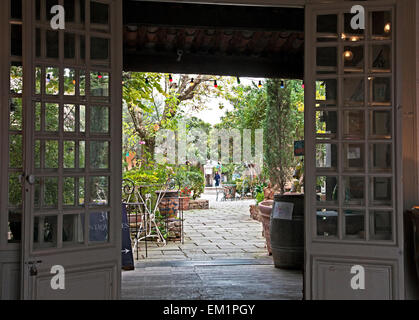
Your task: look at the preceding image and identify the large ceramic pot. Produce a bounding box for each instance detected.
[258,200,274,255]
[156,190,180,219]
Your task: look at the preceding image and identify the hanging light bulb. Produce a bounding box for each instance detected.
[343,50,354,61]
[384,22,391,33]
[258,80,262,88]
[72,79,76,85]
[169,74,173,83]
[97,72,103,79]
[190,78,194,86]
[46,73,51,83]
[280,80,285,89]
[214,80,218,88]
[237,77,241,85]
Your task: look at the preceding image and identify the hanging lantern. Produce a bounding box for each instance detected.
[169,74,173,83]
[46,73,51,83]
[190,78,194,86]
[237,77,241,84]
[384,23,391,33]
[98,72,103,79]
[258,81,262,88]
[214,80,218,88]
[72,79,76,85]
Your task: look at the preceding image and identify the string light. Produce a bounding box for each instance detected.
[190,78,194,86]
[343,50,354,61]
[169,74,173,83]
[97,72,103,79]
[280,80,285,89]
[214,80,218,88]
[258,81,262,88]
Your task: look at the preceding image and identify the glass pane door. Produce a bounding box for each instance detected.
[30,0,112,251]
[314,7,395,242]
[22,0,122,299]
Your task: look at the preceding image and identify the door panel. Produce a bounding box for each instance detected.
[0,0,24,300]
[20,0,122,299]
[313,258,394,299]
[305,1,403,299]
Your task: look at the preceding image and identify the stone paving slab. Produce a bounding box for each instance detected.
[122,261,303,300]
[133,195,268,262]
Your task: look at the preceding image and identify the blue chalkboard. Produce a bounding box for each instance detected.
[89,212,109,242]
[121,203,134,270]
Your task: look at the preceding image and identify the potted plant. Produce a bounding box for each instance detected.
[179,186,191,210]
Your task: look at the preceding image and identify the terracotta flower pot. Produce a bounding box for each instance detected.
[249,204,261,222]
[258,200,274,255]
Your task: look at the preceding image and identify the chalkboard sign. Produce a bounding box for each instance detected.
[89,212,109,242]
[121,203,134,270]
[294,140,305,156]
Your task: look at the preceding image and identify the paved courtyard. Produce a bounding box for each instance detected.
[122,194,303,300]
[131,196,268,261]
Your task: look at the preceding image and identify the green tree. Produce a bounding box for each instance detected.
[263,79,304,193]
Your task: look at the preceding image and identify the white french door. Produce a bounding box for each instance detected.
[304,1,403,299]
[18,0,122,299]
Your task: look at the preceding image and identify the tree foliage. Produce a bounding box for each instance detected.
[263,79,304,193]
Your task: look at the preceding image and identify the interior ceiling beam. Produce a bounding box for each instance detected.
[123,0,304,32]
[124,52,304,79]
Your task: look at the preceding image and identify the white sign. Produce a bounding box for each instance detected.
[50,265,65,290]
[272,202,294,220]
[350,265,365,290]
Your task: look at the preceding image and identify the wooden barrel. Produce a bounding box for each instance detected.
[270,193,304,269]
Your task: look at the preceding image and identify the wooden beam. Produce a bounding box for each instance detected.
[123,51,304,79]
[124,0,304,32]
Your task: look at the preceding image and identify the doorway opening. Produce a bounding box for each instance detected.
[120,0,307,301]
[121,71,305,299]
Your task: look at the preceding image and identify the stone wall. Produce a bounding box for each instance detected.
[188,199,209,210]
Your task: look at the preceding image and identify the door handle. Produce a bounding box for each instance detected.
[26,175,35,185]
[26,260,43,276]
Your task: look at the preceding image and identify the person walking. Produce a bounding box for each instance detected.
[214,171,221,187]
